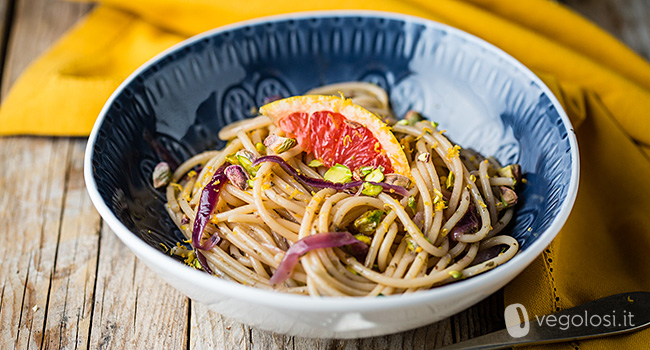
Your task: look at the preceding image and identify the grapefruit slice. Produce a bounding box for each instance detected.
[259,95,410,177]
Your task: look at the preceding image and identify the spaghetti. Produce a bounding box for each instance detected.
[160,82,521,296]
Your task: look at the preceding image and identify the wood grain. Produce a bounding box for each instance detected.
[88,223,189,349]
[0,137,72,349]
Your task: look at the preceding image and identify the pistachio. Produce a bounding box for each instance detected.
[308,159,324,167]
[225,165,250,190]
[152,162,172,188]
[384,173,411,188]
[407,195,417,210]
[497,164,521,185]
[358,166,374,177]
[405,236,419,252]
[499,186,518,208]
[323,164,352,184]
[404,110,424,125]
[225,153,240,165]
[255,142,267,154]
[364,166,385,182]
[417,152,430,163]
[353,165,375,181]
[361,182,383,196]
[263,134,297,154]
[449,271,463,279]
[353,210,384,234]
[236,150,259,176]
[236,149,256,162]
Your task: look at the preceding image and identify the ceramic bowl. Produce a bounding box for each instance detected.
[84,11,579,338]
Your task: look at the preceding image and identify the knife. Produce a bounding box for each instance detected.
[437,291,650,349]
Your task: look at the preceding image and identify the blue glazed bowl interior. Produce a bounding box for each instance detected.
[88,13,575,266]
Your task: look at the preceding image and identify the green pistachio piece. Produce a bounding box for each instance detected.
[255,142,266,154]
[308,159,324,167]
[358,166,374,177]
[225,153,240,165]
[361,182,383,197]
[497,164,522,185]
[236,154,259,177]
[364,166,385,182]
[407,195,417,210]
[263,134,297,154]
[323,164,352,184]
[353,209,384,234]
[449,271,463,279]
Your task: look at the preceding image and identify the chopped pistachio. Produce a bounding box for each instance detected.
[308,159,324,167]
[263,134,297,154]
[354,210,384,234]
[353,234,372,246]
[449,271,463,279]
[405,236,419,251]
[407,195,417,210]
[499,186,518,208]
[497,164,521,185]
[405,110,424,125]
[247,179,254,188]
[445,171,455,189]
[236,150,259,176]
[236,149,256,161]
[323,164,352,183]
[225,153,240,165]
[417,152,430,163]
[364,166,385,182]
[358,166,374,177]
[225,165,250,190]
[361,182,383,196]
[255,142,267,154]
[384,174,411,188]
[152,162,172,188]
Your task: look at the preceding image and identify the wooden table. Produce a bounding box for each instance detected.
[1,1,647,348]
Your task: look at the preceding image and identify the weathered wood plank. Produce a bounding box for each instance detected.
[0,0,94,99]
[0,1,96,349]
[42,140,101,350]
[0,0,12,81]
[0,137,71,349]
[562,0,650,60]
[88,223,189,349]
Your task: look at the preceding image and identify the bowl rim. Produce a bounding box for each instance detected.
[84,10,580,313]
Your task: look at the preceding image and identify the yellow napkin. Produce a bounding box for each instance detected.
[4,0,650,348]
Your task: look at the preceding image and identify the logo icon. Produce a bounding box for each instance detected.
[504,303,530,338]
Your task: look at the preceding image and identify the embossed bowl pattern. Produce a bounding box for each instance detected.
[84,11,579,338]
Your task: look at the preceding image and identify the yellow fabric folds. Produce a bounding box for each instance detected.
[3,0,650,348]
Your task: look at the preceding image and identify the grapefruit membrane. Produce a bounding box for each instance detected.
[259,95,411,178]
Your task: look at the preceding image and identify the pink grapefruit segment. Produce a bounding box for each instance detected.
[260,95,410,177]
